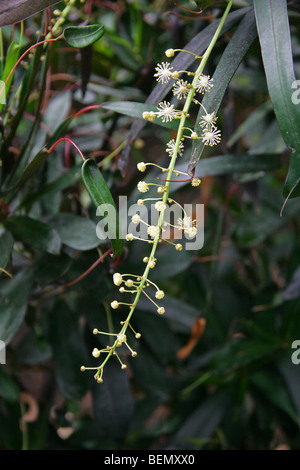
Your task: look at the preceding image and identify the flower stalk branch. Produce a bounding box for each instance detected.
[82,0,233,382]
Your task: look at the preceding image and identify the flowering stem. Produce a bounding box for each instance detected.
[88,0,234,377]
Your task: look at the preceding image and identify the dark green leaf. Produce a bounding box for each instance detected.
[189,9,257,172]
[0,268,34,344]
[93,360,134,442]
[47,213,100,251]
[168,388,233,450]
[0,0,60,27]
[18,164,81,209]
[251,369,297,422]
[172,153,281,193]
[46,300,89,400]
[64,25,105,49]
[0,230,14,270]
[279,355,300,423]
[151,243,194,281]
[14,147,48,191]
[253,0,300,198]
[34,252,72,287]
[5,215,61,255]
[81,158,123,257]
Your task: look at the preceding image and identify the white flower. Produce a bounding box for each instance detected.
[194,74,213,94]
[199,112,218,129]
[166,138,184,157]
[137,181,149,193]
[92,348,101,358]
[177,216,197,237]
[113,273,123,286]
[147,225,160,239]
[154,201,166,212]
[201,128,221,146]
[172,80,190,100]
[137,162,147,172]
[186,226,197,238]
[156,101,180,122]
[154,62,174,84]
[132,214,141,224]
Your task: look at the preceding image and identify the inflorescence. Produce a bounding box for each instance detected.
[81,45,222,383]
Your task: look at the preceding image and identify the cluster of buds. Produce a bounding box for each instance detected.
[81,45,222,383]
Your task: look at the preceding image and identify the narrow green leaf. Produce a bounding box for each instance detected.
[0,231,14,270]
[93,360,134,442]
[172,153,281,193]
[47,213,100,251]
[18,164,81,209]
[34,252,72,287]
[64,25,105,49]
[251,369,298,422]
[253,0,300,198]
[189,9,257,173]
[15,147,48,189]
[169,389,233,450]
[5,215,61,255]
[81,158,123,257]
[0,269,34,344]
[0,40,20,112]
[279,355,300,424]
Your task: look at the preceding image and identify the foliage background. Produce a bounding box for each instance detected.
[0,0,300,450]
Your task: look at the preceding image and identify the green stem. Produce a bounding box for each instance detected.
[97,0,234,373]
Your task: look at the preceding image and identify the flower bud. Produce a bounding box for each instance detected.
[92,348,101,358]
[137,162,147,172]
[191,178,201,187]
[165,48,175,57]
[113,273,123,286]
[137,181,149,193]
[155,290,165,299]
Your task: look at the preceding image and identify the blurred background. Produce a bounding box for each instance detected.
[0,0,300,450]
